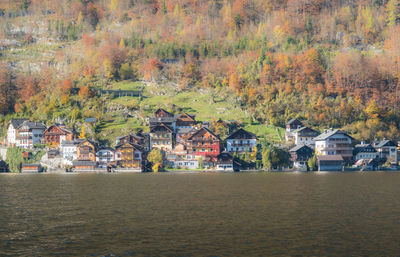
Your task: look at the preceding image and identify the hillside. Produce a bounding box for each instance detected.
[1,0,400,143]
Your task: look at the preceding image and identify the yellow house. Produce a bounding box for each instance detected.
[77,139,97,162]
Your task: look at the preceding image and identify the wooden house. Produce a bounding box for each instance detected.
[44,124,76,147]
[226,128,257,154]
[72,160,97,171]
[115,142,143,169]
[16,121,46,149]
[186,127,222,160]
[21,164,43,173]
[286,119,303,132]
[216,152,236,171]
[155,108,173,118]
[175,113,196,128]
[115,131,150,152]
[76,139,98,162]
[289,144,314,170]
[149,123,175,151]
[353,143,378,162]
[317,155,344,171]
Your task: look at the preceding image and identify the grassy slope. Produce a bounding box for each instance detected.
[98,80,283,144]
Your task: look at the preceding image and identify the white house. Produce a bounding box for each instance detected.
[292,127,320,147]
[226,128,257,153]
[373,140,398,164]
[7,119,28,146]
[15,121,46,149]
[61,140,83,165]
[353,143,379,161]
[314,129,354,162]
[96,148,115,167]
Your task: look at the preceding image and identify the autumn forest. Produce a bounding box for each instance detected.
[1,0,400,142]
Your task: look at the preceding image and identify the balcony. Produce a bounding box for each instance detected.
[17,136,32,140]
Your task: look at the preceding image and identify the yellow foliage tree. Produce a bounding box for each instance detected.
[79,125,86,139]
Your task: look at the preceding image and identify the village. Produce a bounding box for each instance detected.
[0,108,399,173]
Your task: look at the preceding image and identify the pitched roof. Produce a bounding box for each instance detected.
[375,140,397,148]
[313,129,353,141]
[115,141,144,151]
[287,119,303,125]
[292,127,319,136]
[8,118,29,129]
[155,108,173,117]
[150,123,174,133]
[149,117,177,123]
[317,155,344,161]
[61,139,85,147]
[226,128,257,140]
[187,127,221,141]
[18,121,46,130]
[289,144,313,152]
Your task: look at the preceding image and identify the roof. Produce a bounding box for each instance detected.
[354,144,377,154]
[115,141,144,151]
[22,163,41,168]
[150,123,174,133]
[176,127,196,135]
[375,140,397,148]
[226,128,257,140]
[175,113,195,121]
[45,124,74,135]
[8,118,29,129]
[97,147,115,152]
[18,121,46,130]
[78,139,98,148]
[317,155,344,161]
[73,160,97,166]
[289,144,313,152]
[292,127,319,136]
[84,118,97,123]
[61,139,85,147]
[217,152,233,164]
[313,129,353,141]
[287,119,303,125]
[187,127,221,141]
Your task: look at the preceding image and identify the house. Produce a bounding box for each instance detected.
[353,143,379,162]
[96,148,115,167]
[291,127,320,147]
[314,129,354,162]
[115,131,150,152]
[61,139,84,165]
[0,160,8,172]
[186,127,222,160]
[76,139,98,162]
[285,119,304,142]
[373,140,398,164]
[289,144,314,171]
[216,152,237,171]
[7,118,28,146]
[44,124,76,147]
[155,108,173,118]
[175,113,196,129]
[286,119,303,132]
[149,123,175,151]
[317,155,344,171]
[15,121,46,149]
[72,160,97,171]
[115,142,143,170]
[21,164,43,173]
[166,143,200,169]
[176,127,198,144]
[226,128,257,154]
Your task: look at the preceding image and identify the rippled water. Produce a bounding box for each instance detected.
[1,172,400,256]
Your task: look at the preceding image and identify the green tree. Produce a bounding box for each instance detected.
[6,147,24,173]
[386,0,400,26]
[147,149,163,171]
[308,155,317,171]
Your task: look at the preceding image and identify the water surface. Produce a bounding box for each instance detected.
[1,172,400,256]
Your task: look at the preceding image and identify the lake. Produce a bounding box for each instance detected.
[1,172,400,256]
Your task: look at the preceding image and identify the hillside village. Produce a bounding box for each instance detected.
[1,108,399,173]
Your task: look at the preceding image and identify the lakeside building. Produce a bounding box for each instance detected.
[373,140,398,164]
[61,139,84,166]
[289,144,314,171]
[226,128,257,154]
[15,121,46,149]
[77,139,98,162]
[285,119,303,142]
[149,123,175,151]
[216,152,236,171]
[115,142,144,170]
[186,127,222,161]
[96,148,115,168]
[7,119,29,146]
[115,131,150,152]
[166,143,200,169]
[44,124,76,147]
[21,164,43,173]
[353,143,379,162]
[314,129,354,163]
[291,127,320,147]
[317,155,344,171]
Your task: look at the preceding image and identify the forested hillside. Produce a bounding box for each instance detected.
[1,0,400,142]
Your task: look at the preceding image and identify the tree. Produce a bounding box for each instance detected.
[79,125,86,139]
[308,155,317,171]
[6,147,24,173]
[147,149,163,171]
[386,0,400,26]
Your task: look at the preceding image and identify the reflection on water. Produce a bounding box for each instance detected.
[1,173,400,256]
